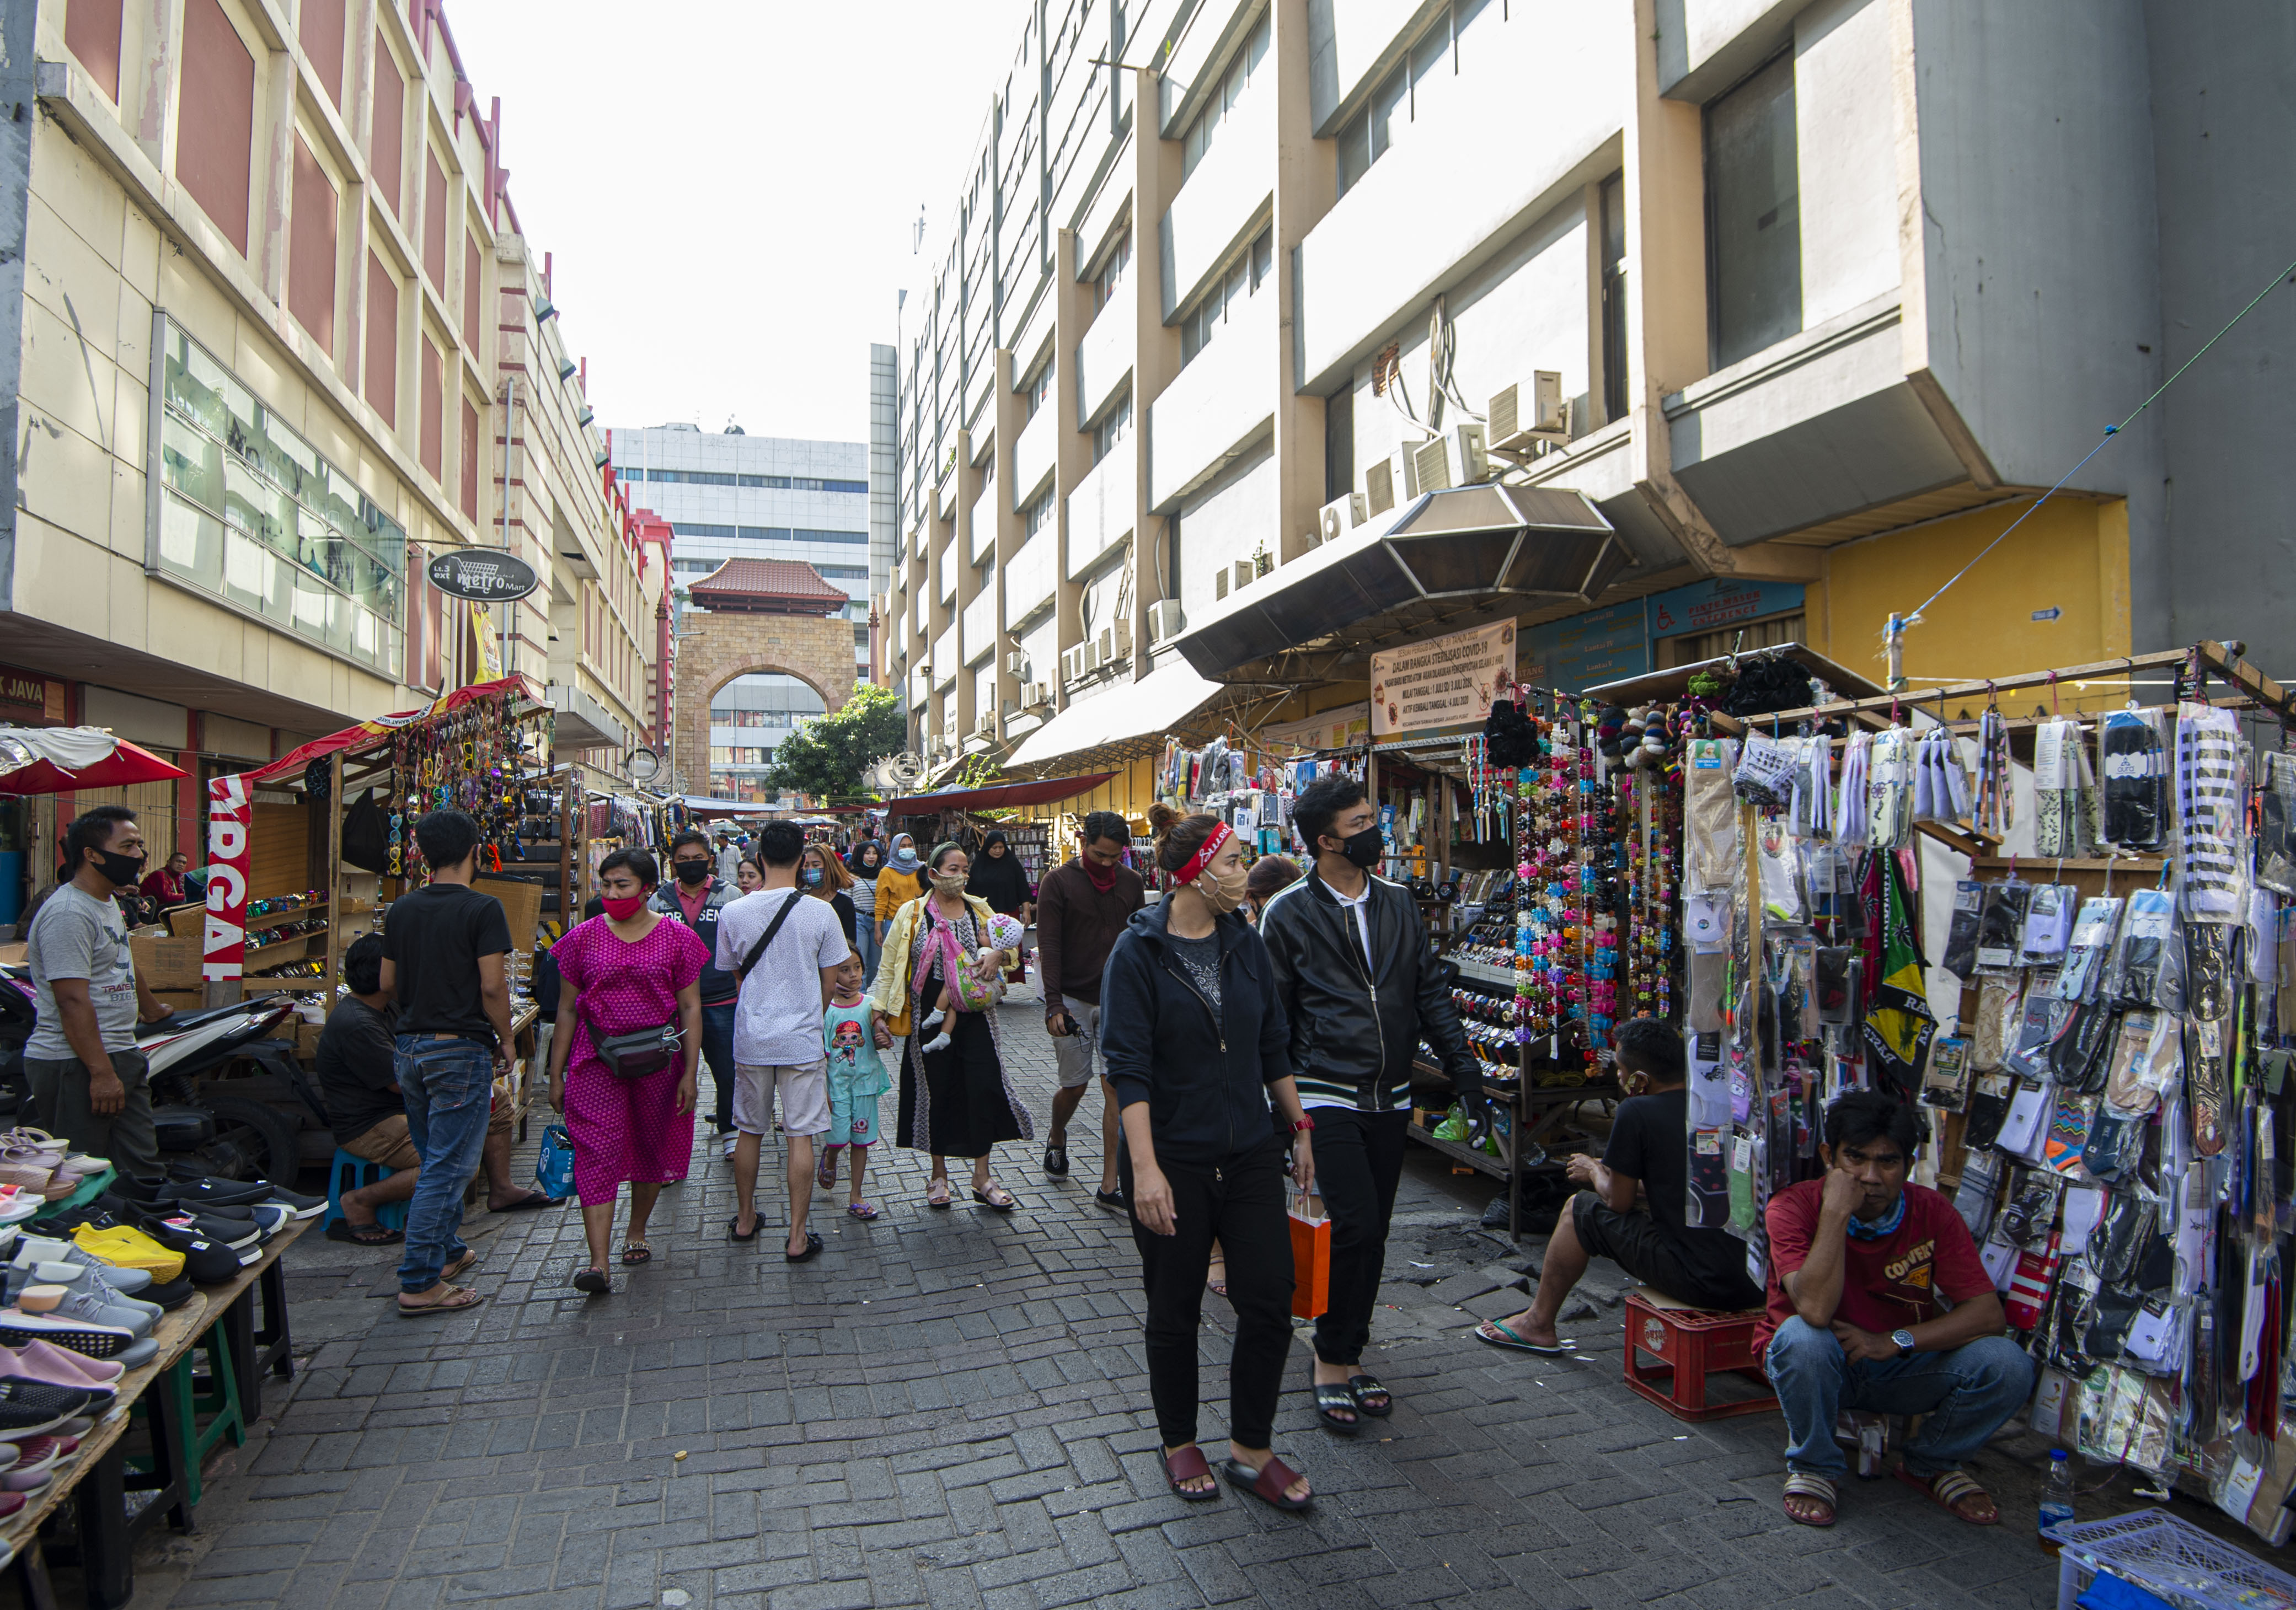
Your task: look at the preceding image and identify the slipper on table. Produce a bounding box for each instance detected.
[1222,1455,1311,1511]
[1163,1445,1219,1502]
[1473,1318,1569,1356]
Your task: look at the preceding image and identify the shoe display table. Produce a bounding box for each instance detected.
[0,1216,308,1607]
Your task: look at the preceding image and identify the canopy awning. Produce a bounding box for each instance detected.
[1170,484,1627,681]
[0,728,189,795]
[1005,660,1225,772]
[883,771,1118,817]
[1577,643,1886,706]
[245,676,539,784]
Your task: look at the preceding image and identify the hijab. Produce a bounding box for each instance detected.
[889,833,920,873]
[966,830,1032,914]
[849,840,884,876]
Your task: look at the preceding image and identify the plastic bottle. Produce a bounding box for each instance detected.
[2038,1449,2075,1552]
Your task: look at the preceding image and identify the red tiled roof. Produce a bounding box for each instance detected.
[687,558,849,614]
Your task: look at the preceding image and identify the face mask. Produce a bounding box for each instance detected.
[1332,824,1385,869]
[892,846,919,870]
[674,861,711,886]
[601,894,647,921]
[93,849,143,888]
[802,869,823,888]
[1196,864,1248,915]
[929,870,968,895]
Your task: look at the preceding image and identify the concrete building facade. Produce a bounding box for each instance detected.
[0,0,656,918]
[879,0,2294,812]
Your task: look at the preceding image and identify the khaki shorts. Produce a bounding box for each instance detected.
[343,1100,512,1171]
[733,1058,830,1139]
[1050,1003,1104,1090]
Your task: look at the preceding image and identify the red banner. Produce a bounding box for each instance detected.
[202,774,253,981]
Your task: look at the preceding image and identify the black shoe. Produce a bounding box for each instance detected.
[153,1212,259,1250]
[1043,1144,1069,1177]
[136,1276,197,1311]
[107,1175,170,1205]
[131,1217,247,1284]
[261,1187,326,1219]
[163,1177,272,1209]
[0,1381,106,1437]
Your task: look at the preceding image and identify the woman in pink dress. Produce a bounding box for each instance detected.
[545,847,709,1295]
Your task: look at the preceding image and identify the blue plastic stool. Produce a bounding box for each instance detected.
[324,1149,408,1231]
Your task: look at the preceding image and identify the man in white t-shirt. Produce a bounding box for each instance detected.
[715,820,852,1261]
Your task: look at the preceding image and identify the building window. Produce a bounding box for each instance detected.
[1705,51,1801,369]
[1181,13,1270,178]
[1092,393,1132,465]
[1090,228,1131,314]
[1336,0,1494,197]
[1020,356,1052,420]
[1658,611,1805,669]
[1324,387,1353,502]
[1023,486,1054,540]
[1600,172,1629,425]
[1180,226,1273,365]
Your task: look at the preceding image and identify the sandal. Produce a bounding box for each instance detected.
[727,1215,761,1242]
[1894,1465,1999,1525]
[441,1250,479,1282]
[619,1242,651,1265]
[1163,1445,1219,1502]
[397,1282,483,1317]
[324,1221,403,1246]
[927,1178,951,1209]
[1782,1472,1837,1528]
[847,1201,879,1221]
[489,1191,553,1212]
[1313,1382,1360,1434]
[815,1150,836,1191]
[1346,1373,1393,1418]
[1222,1455,1312,1511]
[572,1269,611,1295]
[971,1181,1016,1212]
[1473,1317,1569,1356]
[785,1229,823,1264]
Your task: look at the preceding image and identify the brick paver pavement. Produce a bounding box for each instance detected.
[105,1001,2239,1609]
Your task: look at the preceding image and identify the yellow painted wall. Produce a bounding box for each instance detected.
[1808,497,2134,711]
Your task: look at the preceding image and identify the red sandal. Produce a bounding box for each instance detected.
[1163,1445,1219,1502]
[1222,1454,1312,1511]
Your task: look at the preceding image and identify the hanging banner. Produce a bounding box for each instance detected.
[202,774,253,981]
[1369,620,1516,737]
[1257,701,1371,755]
[468,605,505,684]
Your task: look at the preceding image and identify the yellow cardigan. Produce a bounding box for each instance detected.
[874,866,925,926]
[869,890,996,1037]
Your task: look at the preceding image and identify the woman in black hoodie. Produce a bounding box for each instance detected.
[1100,804,1316,1510]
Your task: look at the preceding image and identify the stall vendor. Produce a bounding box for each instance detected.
[1757,1090,2033,1530]
[139,851,190,905]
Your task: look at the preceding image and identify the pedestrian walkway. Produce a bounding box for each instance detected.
[114,1002,2184,1609]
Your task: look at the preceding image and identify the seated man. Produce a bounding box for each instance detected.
[318,933,549,1243]
[1759,1089,2033,1529]
[1476,1018,1763,1355]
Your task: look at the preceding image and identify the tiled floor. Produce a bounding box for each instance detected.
[95,1000,2250,1609]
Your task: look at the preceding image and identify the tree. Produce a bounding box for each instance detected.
[762,683,908,801]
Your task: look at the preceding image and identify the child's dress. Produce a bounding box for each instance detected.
[822,999,891,1148]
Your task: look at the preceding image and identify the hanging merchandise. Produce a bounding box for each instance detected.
[1972,704,2013,839]
[2100,707,2170,851]
[1866,728,1916,850]
[2034,717,2099,859]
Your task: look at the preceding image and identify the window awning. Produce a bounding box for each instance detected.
[1170,484,1628,680]
[1004,660,1226,772]
[883,771,1119,816]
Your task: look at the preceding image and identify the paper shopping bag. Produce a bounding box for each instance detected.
[1288,1192,1330,1320]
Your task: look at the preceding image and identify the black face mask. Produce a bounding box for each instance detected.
[673,861,711,886]
[93,849,143,888]
[1331,825,1385,869]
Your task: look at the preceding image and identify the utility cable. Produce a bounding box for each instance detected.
[1901,252,2296,635]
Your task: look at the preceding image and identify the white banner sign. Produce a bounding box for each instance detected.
[1369,620,1516,737]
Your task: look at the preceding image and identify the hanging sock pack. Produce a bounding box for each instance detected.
[1789,735,1832,838]
[1913,727,1971,822]
[2034,718,2097,858]
[2100,708,2169,850]
[1867,728,1915,849]
[2175,701,2245,922]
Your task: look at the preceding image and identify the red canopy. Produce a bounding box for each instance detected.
[882,772,1117,817]
[0,736,189,795]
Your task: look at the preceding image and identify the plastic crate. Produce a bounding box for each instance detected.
[2048,1510,2296,1610]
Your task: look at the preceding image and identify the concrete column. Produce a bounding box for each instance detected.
[1270,0,1332,566]
[255,23,294,305]
[1128,68,1184,664]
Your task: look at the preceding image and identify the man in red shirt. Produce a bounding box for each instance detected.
[1760,1090,2033,1530]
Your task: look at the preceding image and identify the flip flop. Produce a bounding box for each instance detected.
[571,1269,611,1295]
[397,1283,483,1317]
[1473,1318,1569,1356]
[441,1250,479,1282]
[489,1192,554,1212]
[619,1242,651,1265]
[847,1201,880,1220]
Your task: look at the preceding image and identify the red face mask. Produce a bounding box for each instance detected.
[601,894,647,921]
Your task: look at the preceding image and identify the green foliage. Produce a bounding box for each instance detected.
[762,683,908,801]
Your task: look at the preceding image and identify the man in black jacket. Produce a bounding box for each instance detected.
[1259,775,1487,1431]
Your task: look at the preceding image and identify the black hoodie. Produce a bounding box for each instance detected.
[1099,897,1294,1168]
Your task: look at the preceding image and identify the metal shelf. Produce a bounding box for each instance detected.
[1407,1123,1507,1180]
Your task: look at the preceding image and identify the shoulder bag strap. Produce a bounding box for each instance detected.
[737,893,802,981]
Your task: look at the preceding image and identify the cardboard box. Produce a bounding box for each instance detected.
[148,990,205,1015]
[130,935,205,991]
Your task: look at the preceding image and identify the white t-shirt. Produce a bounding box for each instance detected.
[26,883,139,1060]
[714,887,852,1066]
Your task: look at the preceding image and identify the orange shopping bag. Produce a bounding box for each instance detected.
[1288,1192,1330,1319]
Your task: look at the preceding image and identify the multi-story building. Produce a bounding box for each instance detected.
[882,0,2296,814]
[0,0,655,923]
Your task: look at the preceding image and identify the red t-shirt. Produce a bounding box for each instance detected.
[1754,1181,1992,1354]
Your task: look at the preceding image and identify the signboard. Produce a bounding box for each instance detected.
[1257,701,1371,755]
[426,548,539,603]
[1522,600,1650,694]
[201,774,253,981]
[1369,621,1516,738]
[0,665,65,723]
[468,605,505,684]
[1644,576,1805,641]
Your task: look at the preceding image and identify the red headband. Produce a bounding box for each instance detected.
[1175,822,1233,886]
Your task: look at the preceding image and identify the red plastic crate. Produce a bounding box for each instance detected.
[1621,1287,1779,1423]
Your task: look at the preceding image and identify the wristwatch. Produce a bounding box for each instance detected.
[1891,1328,1917,1355]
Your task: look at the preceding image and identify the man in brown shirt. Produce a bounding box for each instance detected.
[1036,811,1144,1208]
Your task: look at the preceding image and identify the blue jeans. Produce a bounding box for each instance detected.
[393,1035,496,1294]
[853,922,883,989]
[700,1001,738,1133]
[1765,1317,2036,1479]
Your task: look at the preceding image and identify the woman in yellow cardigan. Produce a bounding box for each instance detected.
[873,832,927,944]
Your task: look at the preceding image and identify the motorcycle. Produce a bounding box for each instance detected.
[0,968,325,1187]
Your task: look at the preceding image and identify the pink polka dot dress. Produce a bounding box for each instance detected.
[552,914,709,1208]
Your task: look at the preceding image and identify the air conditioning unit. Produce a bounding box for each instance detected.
[1486,372,1567,456]
[1315,493,1366,548]
[1004,650,1027,675]
[1097,626,1118,664]
[1061,645,1088,683]
[1147,599,1185,643]
[1083,639,1102,671]
[973,712,998,738]
[1021,680,1050,707]
[1361,449,1402,519]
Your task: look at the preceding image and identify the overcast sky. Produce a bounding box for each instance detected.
[446,0,1036,446]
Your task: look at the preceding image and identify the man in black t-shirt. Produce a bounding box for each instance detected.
[378,811,517,1317]
[1474,1019,1763,1355]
